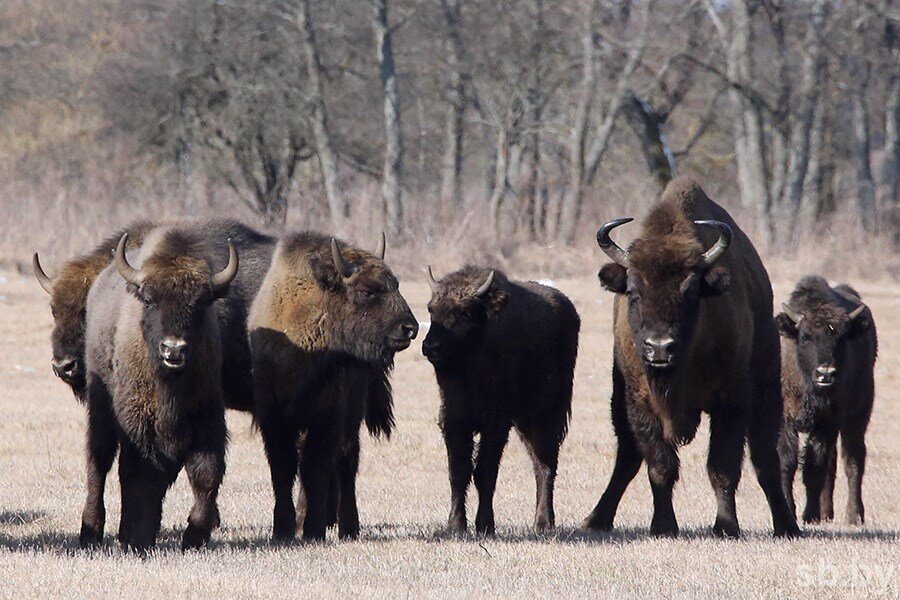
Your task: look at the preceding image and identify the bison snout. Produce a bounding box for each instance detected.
[388,321,418,351]
[51,357,80,381]
[814,364,837,387]
[643,336,676,368]
[159,337,188,369]
[422,337,444,362]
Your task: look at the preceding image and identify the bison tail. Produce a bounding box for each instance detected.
[365,369,395,440]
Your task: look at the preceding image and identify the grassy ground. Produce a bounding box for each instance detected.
[0,271,897,598]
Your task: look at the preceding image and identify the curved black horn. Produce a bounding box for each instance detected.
[210,239,239,292]
[475,270,495,297]
[375,232,386,260]
[330,239,354,279]
[781,303,804,325]
[426,265,439,293]
[114,233,144,287]
[596,218,633,267]
[695,220,732,268]
[32,253,53,294]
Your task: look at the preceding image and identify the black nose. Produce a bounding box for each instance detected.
[643,336,676,367]
[158,337,188,366]
[52,358,79,379]
[400,322,418,340]
[814,364,837,386]
[422,337,441,356]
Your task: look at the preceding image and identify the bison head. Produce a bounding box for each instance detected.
[115,233,238,373]
[422,266,507,365]
[33,254,89,391]
[310,235,418,365]
[776,281,869,392]
[596,210,732,373]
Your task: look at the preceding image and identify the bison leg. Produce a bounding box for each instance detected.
[707,403,746,538]
[519,416,564,533]
[583,364,642,532]
[819,435,838,522]
[747,381,801,537]
[336,432,361,540]
[840,425,867,525]
[298,424,339,541]
[80,375,118,549]
[644,439,680,538]
[443,422,474,534]
[473,427,510,536]
[117,443,169,553]
[801,425,837,524]
[182,412,226,551]
[778,420,799,520]
[260,416,299,542]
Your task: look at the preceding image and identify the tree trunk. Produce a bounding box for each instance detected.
[625,92,675,189]
[877,50,899,227]
[852,85,877,232]
[297,0,346,232]
[439,0,466,216]
[374,0,404,238]
[798,87,827,229]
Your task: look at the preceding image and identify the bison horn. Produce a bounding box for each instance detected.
[596,218,633,267]
[114,233,145,287]
[781,303,805,326]
[330,238,355,279]
[475,270,495,297]
[32,253,54,294]
[427,265,439,292]
[695,220,733,268]
[210,239,239,292]
[375,232,386,260]
[847,303,866,321]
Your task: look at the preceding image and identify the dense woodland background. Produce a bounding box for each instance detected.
[1,0,897,277]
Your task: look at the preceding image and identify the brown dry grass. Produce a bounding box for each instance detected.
[0,270,897,598]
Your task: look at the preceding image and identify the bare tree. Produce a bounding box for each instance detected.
[373,0,404,237]
[439,0,467,215]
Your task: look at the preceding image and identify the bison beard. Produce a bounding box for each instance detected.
[249,232,416,541]
[776,276,877,526]
[583,177,800,539]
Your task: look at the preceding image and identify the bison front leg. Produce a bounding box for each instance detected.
[336,432,361,540]
[260,415,300,542]
[298,424,339,541]
[473,427,510,536]
[801,425,838,524]
[80,376,118,549]
[583,364,642,532]
[707,403,746,538]
[182,412,227,551]
[442,422,474,535]
[840,425,867,525]
[644,441,680,538]
[778,420,799,520]
[819,435,838,522]
[117,443,168,554]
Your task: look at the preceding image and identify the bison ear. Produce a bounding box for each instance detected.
[484,288,508,319]
[847,311,871,339]
[125,282,141,299]
[308,253,343,292]
[700,265,730,296]
[598,263,627,294]
[775,312,798,339]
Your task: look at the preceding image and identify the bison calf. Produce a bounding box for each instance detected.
[85,228,238,551]
[776,276,877,525]
[423,266,579,535]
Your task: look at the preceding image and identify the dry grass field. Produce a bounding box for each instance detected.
[0,269,897,598]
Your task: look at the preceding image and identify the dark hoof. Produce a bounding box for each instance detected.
[212,507,221,529]
[79,523,104,549]
[338,525,360,540]
[181,523,211,551]
[475,516,495,536]
[802,512,820,525]
[774,522,802,538]
[650,519,679,538]
[534,518,554,534]
[713,518,741,539]
[447,516,467,536]
[580,514,614,533]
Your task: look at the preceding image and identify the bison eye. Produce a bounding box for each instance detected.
[356,289,376,301]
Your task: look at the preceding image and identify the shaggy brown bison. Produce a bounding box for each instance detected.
[85,226,239,551]
[74,219,275,549]
[423,266,579,535]
[582,177,799,538]
[249,232,417,541]
[776,276,877,525]
[33,221,156,397]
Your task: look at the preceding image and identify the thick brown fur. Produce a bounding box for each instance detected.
[84,225,239,552]
[38,220,156,398]
[776,276,878,525]
[585,177,799,538]
[423,266,580,535]
[249,232,417,541]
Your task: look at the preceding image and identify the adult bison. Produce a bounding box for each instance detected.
[85,227,239,551]
[423,266,579,535]
[77,218,276,548]
[249,232,417,541]
[582,177,799,538]
[776,276,877,525]
[33,221,156,398]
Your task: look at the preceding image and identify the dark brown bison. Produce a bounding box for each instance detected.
[32,221,156,397]
[85,226,239,551]
[776,276,877,525]
[582,177,799,538]
[422,266,579,535]
[248,232,417,541]
[76,218,276,548]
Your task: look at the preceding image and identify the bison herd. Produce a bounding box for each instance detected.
[29,178,877,552]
